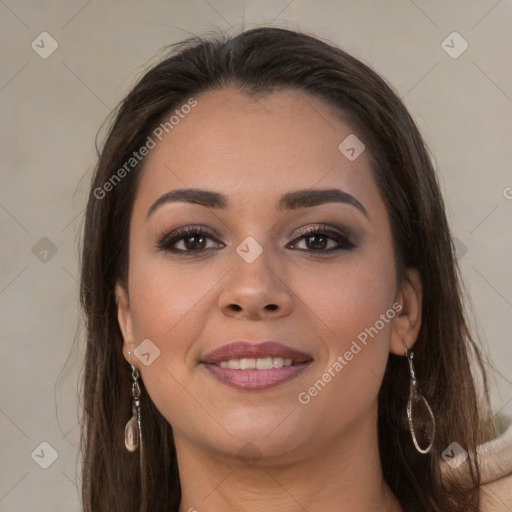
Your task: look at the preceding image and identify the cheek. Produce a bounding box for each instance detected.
[293,245,397,413]
[126,249,235,391]
[127,256,217,345]
[126,258,224,430]
[296,247,397,348]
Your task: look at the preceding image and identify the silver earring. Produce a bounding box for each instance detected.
[406,349,435,454]
[125,352,142,452]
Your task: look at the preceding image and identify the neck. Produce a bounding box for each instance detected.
[175,411,402,512]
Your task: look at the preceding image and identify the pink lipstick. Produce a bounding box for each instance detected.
[200,341,313,390]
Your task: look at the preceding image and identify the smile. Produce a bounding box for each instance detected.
[217,356,293,369]
[200,341,313,390]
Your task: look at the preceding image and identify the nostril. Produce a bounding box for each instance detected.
[229,304,242,311]
[265,304,278,311]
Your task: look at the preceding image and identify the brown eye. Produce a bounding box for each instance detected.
[288,225,356,252]
[305,233,330,250]
[181,234,207,251]
[157,227,224,254]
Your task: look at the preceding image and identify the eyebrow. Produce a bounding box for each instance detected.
[146,187,368,219]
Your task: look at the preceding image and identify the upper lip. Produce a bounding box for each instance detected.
[201,341,313,364]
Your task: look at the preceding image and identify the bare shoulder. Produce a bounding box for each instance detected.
[479,423,512,511]
[441,423,512,511]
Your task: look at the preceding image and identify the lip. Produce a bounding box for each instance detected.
[201,341,312,364]
[200,341,313,391]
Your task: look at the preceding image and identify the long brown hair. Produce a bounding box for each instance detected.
[79,26,495,511]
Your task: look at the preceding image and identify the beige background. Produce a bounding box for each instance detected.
[1,0,511,510]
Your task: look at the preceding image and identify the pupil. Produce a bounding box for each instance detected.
[307,235,326,250]
[185,235,206,250]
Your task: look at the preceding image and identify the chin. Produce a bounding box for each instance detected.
[204,407,313,460]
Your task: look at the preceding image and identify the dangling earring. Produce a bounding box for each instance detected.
[125,352,142,452]
[406,349,435,454]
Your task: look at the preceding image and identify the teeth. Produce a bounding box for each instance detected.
[217,357,294,369]
[226,359,240,369]
[240,358,256,370]
[272,357,284,368]
[256,357,273,369]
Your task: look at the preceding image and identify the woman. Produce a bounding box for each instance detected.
[79,27,512,511]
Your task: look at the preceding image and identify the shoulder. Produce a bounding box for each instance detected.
[478,422,512,511]
[441,422,512,511]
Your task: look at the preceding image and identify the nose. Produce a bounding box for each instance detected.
[218,248,294,321]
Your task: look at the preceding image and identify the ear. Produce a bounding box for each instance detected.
[115,281,136,362]
[390,268,422,356]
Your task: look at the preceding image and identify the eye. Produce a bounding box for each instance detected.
[157,224,356,255]
[156,226,224,254]
[288,225,356,252]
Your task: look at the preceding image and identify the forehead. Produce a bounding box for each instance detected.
[134,87,378,212]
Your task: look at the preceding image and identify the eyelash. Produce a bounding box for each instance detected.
[156,224,356,255]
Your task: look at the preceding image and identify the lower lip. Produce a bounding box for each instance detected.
[201,362,311,390]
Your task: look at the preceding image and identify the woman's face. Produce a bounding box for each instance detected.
[116,87,420,463]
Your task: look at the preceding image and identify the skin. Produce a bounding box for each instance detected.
[116,87,422,512]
